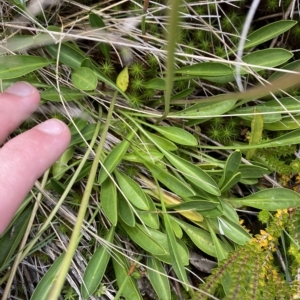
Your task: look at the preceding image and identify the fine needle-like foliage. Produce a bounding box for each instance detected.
[1,1,300,299]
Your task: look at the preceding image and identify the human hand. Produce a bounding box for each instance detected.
[0,82,71,234]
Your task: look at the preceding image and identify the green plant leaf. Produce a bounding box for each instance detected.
[147,257,171,300]
[112,252,143,300]
[115,170,149,210]
[215,217,251,245]
[171,88,195,100]
[147,227,189,265]
[135,194,159,229]
[247,109,264,160]
[169,216,183,239]
[98,130,135,184]
[142,159,195,197]
[101,178,118,226]
[220,172,241,193]
[122,222,167,255]
[161,150,220,196]
[268,59,300,82]
[206,219,228,262]
[71,67,98,90]
[148,126,198,146]
[175,218,218,257]
[81,227,115,299]
[147,133,178,151]
[233,105,282,123]
[162,212,189,290]
[123,149,164,163]
[242,48,293,73]
[46,42,86,69]
[263,115,300,131]
[218,151,242,189]
[0,55,53,79]
[175,62,233,77]
[118,194,135,227]
[144,78,166,90]
[41,87,88,102]
[238,164,269,179]
[228,188,300,210]
[52,147,74,180]
[69,124,100,147]
[30,253,66,300]
[172,99,237,118]
[89,13,110,60]
[244,20,297,49]
[173,198,219,211]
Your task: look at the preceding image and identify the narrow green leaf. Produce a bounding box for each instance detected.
[268,59,300,82]
[161,150,220,196]
[81,227,115,299]
[124,149,164,163]
[118,194,135,227]
[71,67,98,90]
[142,159,195,197]
[175,62,233,77]
[246,108,264,160]
[101,178,118,226]
[215,217,251,245]
[98,130,135,183]
[147,257,171,300]
[233,105,281,123]
[169,216,183,239]
[206,219,228,262]
[0,55,53,79]
[115,170,149,210]
[144,78,166,90]
[147,132,178,151]
[135,194,159,229]
[69,124,99,147]
[149,126,198,146]
[200,128,300,150]
[175,218,217,257]
[171,198,219,211]
[218,151,241,189]
[148,227,189,265]
[41,87,88,102]
[244,20,297,49]
[89,13,110,60]
[219,172,241,192]
[122,222,167,255]
[238,164,269,179]
[46,43,86,69]
[52,147,74,180]
[172,99,236,118]
[163,213,189,290]
[171,88,195,100]
[30,253,66,300]
[112,252,143,300]
[229,188,300,210]
[242,48,293,73]
[264,115,300,131]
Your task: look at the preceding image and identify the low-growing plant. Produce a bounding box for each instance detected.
[1,1,300,300]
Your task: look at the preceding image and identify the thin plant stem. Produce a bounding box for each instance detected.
[156,0,182,123]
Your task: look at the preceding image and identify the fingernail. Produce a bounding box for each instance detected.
[5,82,36,97]
[36,119,65,135]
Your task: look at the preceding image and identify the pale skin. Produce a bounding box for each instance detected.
[0,82,71,234]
